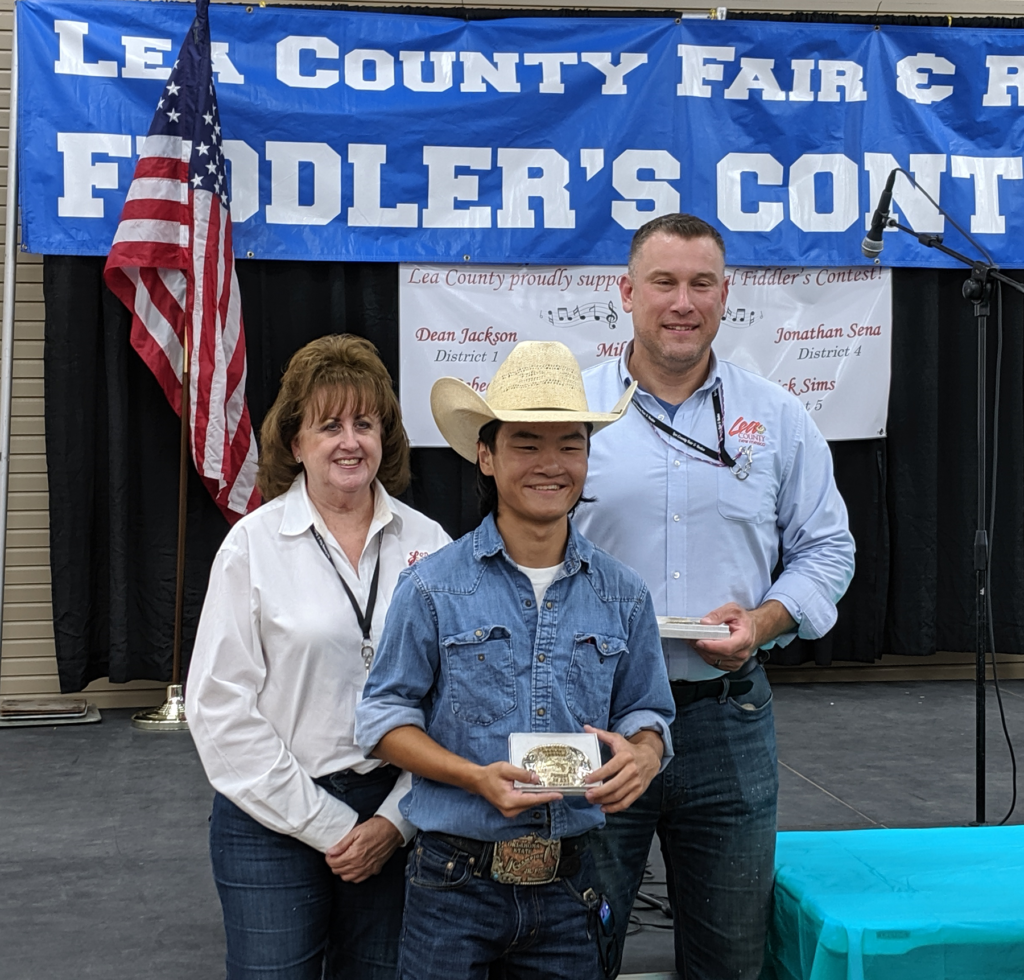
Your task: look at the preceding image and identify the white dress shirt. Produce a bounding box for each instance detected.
[186,474,451,852]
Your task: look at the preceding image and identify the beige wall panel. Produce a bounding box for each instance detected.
[7,510,47,529]
[11,417,44,436]
[2,598,51,621]
[13,358,41,378]
[1,636,56,658]
[3,622,54,640]
[2,675,61,695]
[1,655,58,676]
[14,398,44,416]
[9,454,46,473]
[5,583,52,603]
[13,377,43,398]
[5,565,50,586]
[14,338,43,357]
[8,490,50,510]
[10,473,48,492]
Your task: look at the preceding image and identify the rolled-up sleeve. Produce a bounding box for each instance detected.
[609,587,676,770]
[374,770,416,844]
[355,569,439,754]
[186,540,359,853]
[764,409,856,644]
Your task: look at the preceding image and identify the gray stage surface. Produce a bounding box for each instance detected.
[2,680,1023,980]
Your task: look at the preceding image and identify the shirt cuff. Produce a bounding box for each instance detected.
[375,769,417,845]
[292,792,360,853]
[765,573,837,641]
[354,700,426,757]
[613,710,674,771]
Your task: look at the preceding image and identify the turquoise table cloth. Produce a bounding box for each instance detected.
[764,826,1024,980]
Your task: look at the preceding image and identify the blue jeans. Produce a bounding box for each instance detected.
[209,766,408,980]
[590,665,778,980]
[397,832,602,980]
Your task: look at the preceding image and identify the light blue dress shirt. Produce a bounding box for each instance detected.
[355,513,675,842]
[576,344,856,683]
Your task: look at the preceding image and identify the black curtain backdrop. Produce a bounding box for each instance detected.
[42,256,1024,691]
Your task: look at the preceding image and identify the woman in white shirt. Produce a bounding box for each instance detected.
[186,335,450,980]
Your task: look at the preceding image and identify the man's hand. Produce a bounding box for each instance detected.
[693,599,796,672]
[467,762,563,818]
[325,816,403,883]
[583,726,662,814]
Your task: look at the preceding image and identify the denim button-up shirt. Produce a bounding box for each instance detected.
[355,514,675,842]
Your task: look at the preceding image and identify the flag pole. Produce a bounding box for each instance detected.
[132,334,190,732]
[172,336,190,685]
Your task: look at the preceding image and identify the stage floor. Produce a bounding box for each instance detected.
[1,679,1023,979]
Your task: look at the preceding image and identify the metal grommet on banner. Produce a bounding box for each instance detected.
[463,254,471,261]
[246,250,254,258]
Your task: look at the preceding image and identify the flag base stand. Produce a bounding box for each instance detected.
[131,684,189,732]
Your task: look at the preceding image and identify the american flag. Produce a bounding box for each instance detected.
[104,0,259,523]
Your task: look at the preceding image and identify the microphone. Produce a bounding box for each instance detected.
[862,168,897,259]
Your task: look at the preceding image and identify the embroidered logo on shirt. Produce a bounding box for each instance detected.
[407,550,430,565]
[729,417,767,446]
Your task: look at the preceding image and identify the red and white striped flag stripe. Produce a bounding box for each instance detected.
[104,7,259,523]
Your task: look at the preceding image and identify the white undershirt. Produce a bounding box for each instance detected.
[516,563,563,606]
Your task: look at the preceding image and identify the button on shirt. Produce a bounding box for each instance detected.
[186,475,451,852]
[355,514,675,843]
[576,346,855,682]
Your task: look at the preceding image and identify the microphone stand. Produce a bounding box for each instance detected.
[885,219,1024,824]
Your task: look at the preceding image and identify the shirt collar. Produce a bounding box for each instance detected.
[278,474,401,538]
[472,512,592,574]
[617,342,724,400]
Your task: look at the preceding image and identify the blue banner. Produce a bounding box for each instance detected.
[17,0,1024,267]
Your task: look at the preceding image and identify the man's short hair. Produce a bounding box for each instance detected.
[627,213,727,278]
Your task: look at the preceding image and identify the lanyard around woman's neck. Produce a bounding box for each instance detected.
[309,525,384,673]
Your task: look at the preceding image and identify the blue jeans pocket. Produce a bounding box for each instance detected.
[408,837,476,890]
[727,665,773,716]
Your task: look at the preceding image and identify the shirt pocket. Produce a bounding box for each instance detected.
[442,625,517,726]
[565,632,627,727]
[717,463,775,524]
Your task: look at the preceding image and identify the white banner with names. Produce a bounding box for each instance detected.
[399,263,891,446]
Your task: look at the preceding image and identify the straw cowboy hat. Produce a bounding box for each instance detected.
[431,341,637,462]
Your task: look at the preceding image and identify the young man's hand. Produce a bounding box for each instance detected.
[582,726,663,813]
[468,762,563,818]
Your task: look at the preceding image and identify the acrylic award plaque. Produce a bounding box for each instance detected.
[509,732,602,795]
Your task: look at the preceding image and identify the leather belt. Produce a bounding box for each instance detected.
[426,830,587,884]
[670,656,761,708]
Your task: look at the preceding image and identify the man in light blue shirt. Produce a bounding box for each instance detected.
[575,214,855,980]
[356,341,675,980]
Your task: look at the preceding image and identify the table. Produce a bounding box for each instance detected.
[764,826,1024,980]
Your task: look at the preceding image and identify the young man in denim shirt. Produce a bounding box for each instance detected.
[355,341,675,980]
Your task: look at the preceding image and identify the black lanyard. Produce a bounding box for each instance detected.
[631,387,738,470]
[310,526,384,673]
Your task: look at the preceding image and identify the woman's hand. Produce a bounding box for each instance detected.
[325,816,404,883]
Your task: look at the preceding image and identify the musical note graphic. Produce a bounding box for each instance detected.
[541,301,619,329]
[721,306,763,325]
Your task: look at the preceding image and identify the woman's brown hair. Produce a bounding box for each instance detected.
[257,335,410,501]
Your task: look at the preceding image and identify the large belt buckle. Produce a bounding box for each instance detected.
[491,834,562,885]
